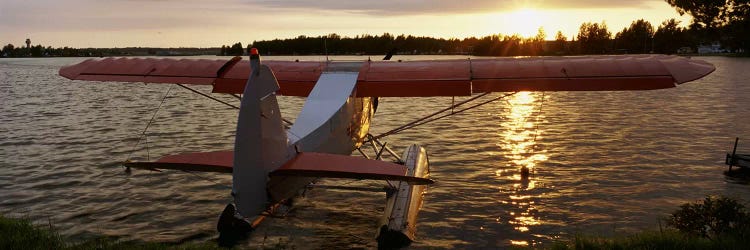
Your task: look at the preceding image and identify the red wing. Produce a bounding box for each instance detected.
[60,55,714,97]
[59,57,242,85]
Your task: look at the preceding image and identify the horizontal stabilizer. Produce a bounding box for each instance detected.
[270,152,434,185]
[124,151,233,173]
[122,151,433,185]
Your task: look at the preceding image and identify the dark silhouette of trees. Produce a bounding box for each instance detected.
[3,13,749,58]
[666,0,726,30]
[552,31,569,55]
[229,42,244,56]
[653,19,690,53]
[2,44,16,57]
[614,19,654,54]
[521,28,546,56]
[250,31,553,57]
[577,22,612,54]
[217,43,244,56]
[665,0,750,53]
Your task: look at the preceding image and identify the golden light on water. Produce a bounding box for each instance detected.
[499,92,548,173]
[510,240,530,246]
[497,91,548,245]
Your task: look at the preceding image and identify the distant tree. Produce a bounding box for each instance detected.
[665,0,750,52]
[653,19,689,53]
[501,35,523,56]
[665,0,726,30]
[472,35,498,56]
[554,31,568,54]
[724,16,750,53]
[230,42,243,56]
[577,21,612,54]
[522,27,546,56]
[30,45,43,57]
[614,19,654,53]
[2,44,15,57]
[220,45,226,56]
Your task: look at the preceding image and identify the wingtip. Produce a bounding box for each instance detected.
[661,56,716,85]
[59,65,78,80]
[59,58,97,80]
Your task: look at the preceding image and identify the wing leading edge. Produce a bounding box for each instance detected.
[60,54,715,97]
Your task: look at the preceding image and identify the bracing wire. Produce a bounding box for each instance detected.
[176,83,294,126]
[126,84,175,162]
[531,92,546,145]
[176,84,239,109]
[369,92,517,142]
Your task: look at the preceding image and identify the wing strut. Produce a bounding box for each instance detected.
[171,83,294,127]
[367,92,518,142]
[176,83,240,109]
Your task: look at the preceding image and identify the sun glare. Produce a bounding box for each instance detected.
[509,9,546,38]
[487,8,548,38]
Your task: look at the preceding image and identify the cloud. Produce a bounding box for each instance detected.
[248,0,659,15]
[0,0,246,32]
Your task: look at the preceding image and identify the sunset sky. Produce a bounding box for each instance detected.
[1,0,692,48]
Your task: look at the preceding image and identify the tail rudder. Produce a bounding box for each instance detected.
[232,49,292,218]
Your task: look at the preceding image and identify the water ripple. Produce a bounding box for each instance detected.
[1,56,749,248]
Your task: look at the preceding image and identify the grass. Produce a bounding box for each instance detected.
[548,195,750,250]
[5,214,746,250]
[4,196,749,249]
[548,229,750,250]
[0,215,224,250]
[0,215,64,249]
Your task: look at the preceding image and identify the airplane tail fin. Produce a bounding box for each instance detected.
[232,49,292,218]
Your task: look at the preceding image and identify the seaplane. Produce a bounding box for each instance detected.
[59,49,715,247]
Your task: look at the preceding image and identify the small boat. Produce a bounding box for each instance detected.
[726,138,750,170]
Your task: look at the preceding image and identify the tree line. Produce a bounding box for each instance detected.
[247,0,747,56]
[0,45,219,57]
[3,0,747,57]
[247,16,740,56]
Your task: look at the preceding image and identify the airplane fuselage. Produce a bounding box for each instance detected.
[268,96,375,202]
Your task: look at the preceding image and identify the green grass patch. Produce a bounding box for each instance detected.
[549,195,750,250]
[549,229,750,250]
[0,215,65,249]
[0,215,225,250]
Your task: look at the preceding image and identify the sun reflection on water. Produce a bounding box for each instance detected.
[496,91,548,246]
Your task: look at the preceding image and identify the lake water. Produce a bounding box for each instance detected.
[1,55,749,249]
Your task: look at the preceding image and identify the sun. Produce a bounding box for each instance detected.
[486,8,548,38]
[507,8,546,38]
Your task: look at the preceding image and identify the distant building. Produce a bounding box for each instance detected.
[25,38,31,49]
[697,41,726,54]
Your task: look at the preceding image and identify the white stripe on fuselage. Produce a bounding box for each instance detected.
[288,72,359,154]
[266,70,364,202]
